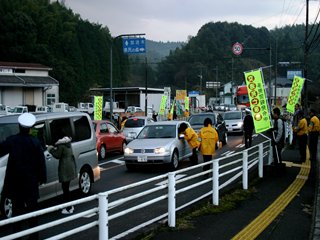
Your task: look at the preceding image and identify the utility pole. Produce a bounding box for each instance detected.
[303,0,309,113]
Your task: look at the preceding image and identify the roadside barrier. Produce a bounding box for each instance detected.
[0,139,271,240]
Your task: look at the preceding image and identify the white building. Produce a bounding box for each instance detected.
[0,62,59,109]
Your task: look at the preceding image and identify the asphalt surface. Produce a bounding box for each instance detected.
[151,143,318,240]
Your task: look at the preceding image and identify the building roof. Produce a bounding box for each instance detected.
[0,75,59,87]
[90,87,164,94]
[0,61,52,71]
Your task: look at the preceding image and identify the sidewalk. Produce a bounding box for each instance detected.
[151,146,317,240]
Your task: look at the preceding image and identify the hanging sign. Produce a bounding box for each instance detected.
[94,96,103,120]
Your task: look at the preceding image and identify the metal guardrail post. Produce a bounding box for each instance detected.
[242,150,248,190]
[168,172,176,227]
[99,192,109,240]
[212,160,219,205]
[268,140,273,165]
[259,143,264,178]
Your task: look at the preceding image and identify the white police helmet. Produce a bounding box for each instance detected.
[18,113,36,128]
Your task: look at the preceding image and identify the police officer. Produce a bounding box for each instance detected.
[0,113,47,239]
[243,109,254,149]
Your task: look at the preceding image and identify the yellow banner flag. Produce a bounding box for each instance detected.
[286,76,305,114]
[159,95,167,115]
[185,96,189,111]
[94,96,103,120]
[176,90,187,101]
[170,99,176,114]
[244,69,271,133]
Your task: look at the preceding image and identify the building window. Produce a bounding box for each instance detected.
[47,93,56,105]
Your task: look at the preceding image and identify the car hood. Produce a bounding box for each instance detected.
[225,119,243,125]
[127,138,176,149]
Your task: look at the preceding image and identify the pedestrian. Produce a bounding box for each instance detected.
[152,110,158,122]
[48,131,77,214]
[291,103,301,148]
[178,122,200,165]
[198,118,219,173]
[271,107,285,166]
[243,109,254,149]
[0,113,47,239]
[120,116,128,130]
[293,110,308,163]
[308,109,319,161]
[184,109,190,118]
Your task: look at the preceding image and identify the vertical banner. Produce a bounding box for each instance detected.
[176,90,187,101]
[159,95,167,115]
[185,96,189,111]
[170,99,176,114]
[286,76,305,113]
[244,69,271,133]
[94,96,103,120]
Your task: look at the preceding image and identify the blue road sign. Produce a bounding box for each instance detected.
[122,37,146,54]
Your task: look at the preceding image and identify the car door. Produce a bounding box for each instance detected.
[107,122,121,151]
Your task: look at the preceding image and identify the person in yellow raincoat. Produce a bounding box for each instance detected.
[178,122,200,165]
[198,118,219,172]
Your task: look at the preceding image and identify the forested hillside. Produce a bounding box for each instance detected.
[0,0,319,104]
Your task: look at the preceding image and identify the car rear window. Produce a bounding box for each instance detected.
[188,115,216,125]
[124,118,145,128]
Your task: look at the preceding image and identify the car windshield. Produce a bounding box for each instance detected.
[125,118,145,128]
[137,125,176,139]
[188,115,216,125]
[224,112,242,120]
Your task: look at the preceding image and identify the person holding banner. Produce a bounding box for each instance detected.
[308,109,320,161]
[294,110,308,163]
[271,108,285,167]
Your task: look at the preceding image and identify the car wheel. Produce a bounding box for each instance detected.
[121,141,127,154]
[79,167,92,195]
[99,144,106,160]
[1,196,13,218]
[170,150,179,171]
[126,163,136,171]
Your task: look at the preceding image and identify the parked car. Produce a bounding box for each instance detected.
[93,120,127,160]
[187,112,228,145]
[223,110,245,134]
[0,112,100,218]
[122,116,154,142]
[123,121,193,171]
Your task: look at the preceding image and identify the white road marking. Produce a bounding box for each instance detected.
[236,144,245,148]
[98,157,124,167]
[221,151,231,156]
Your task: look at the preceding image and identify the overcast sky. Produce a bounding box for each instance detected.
[65,0,320,42]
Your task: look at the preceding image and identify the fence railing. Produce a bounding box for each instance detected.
[0,139,272,240]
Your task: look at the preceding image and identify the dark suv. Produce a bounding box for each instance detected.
[187,112,228,145]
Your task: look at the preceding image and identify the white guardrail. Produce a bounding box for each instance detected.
[0,139,272,240]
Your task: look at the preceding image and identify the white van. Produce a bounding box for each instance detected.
[0,112,100,218]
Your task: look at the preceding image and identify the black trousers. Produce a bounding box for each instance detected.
[62,181,72,210]
[297,134,308,162]
[202,155,212,171]
[190,148,198,165]
[309,132,319,161]
[244,131,253,149]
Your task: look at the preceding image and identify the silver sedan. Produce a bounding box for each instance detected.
[123,121,192,171]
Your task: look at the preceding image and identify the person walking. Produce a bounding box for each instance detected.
[178,122,200,165]
[293,110,308,163]
[0,113,47,239]
[243,109,254,149]
[271,108,285,166]
[198,118,219,173]
[48,132,77,214]
[308,109,320,161]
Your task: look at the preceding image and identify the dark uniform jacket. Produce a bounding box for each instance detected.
[0,133,47,200]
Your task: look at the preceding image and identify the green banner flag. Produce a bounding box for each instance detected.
[94,96,103,120]
[159,95,167,115]
[286,76,305,114]
[170,99,176,114]
[244,69,271,133]
[185,96,189,111]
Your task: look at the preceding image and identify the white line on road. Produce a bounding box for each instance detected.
[98,157,125,167]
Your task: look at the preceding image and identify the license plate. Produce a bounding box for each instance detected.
[137,155,147,162]
[228,128,233,131]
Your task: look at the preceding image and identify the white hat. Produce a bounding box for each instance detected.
[18,113,36,128]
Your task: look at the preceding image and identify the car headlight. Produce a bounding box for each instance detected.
[238,122,243,127]
[124,147,134,154]
[128,132,137,138]
[154,147,166,154]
